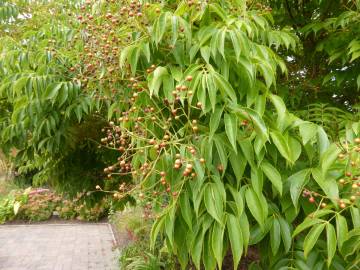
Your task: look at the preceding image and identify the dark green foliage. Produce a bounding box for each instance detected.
[0,1,359,270]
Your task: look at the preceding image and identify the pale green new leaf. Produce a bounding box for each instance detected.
[299,122,318,145]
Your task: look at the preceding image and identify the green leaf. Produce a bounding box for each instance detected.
[317,127,330,155]
[261,160,282,195]
[213,135,228,171]
[203,231,217,270]
[289,137,301,163]
[119,45,133,69]
[141,42,151,62]
[204,183,224,224]
[293,218,324,237]
[150,215,165,249]
[279,217,292,253]
[228,103,268,140]
[149,66,168,97]
[13,76,28,94]
[335,214,348,250]
[270,131,291,162]
[312,168,339,204]
[227,214,243,270]
[57,83,68,107]
[191,227,205,270]
[269,94,287,132]
[242,107,268,140]
[212,222,225,269]
[179,192,193,229]
[229,30,241,61]
[224,113,238,152]
[205,73,217,112]
[200,46,211,63]
[251,167,263,197]
[350,206,360,228]
[129,46,140,75]
[165,209,175,249]
[299,122,318,145]
[326,223,337,267]
[288,169,311,208]
[229,150,246,186]
[304,223,326,258]
[212,72,237,102]
[44,83,62,100]
[217,28,226,58]
[245,187,266,229]
[227,185,244,217]
[320,144,341,174]
[271,218,281,255]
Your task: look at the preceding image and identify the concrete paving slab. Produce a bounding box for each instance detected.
[0,223,119,270]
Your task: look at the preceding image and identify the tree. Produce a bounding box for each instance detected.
[0,0,359,269]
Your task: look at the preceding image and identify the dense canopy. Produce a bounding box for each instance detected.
[0,0,360,269]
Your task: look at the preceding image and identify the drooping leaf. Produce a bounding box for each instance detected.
[261,160,282,195]
[335,213,348,250]
[326,223,337,267]
[224,113,238,152]
[227,214,243,270]
[204,183,224,224]
[304,223,326,258]
[245,187,267,229]
[270,217,281,255]
[211,221,225,269]
[279,217,292,253]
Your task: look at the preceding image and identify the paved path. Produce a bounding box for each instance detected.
[0,223,119,270]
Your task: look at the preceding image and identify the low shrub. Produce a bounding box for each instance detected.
[0,189,28,224]
[1,187,111,223]
[17,189,61,221]
[115,208,177,270]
